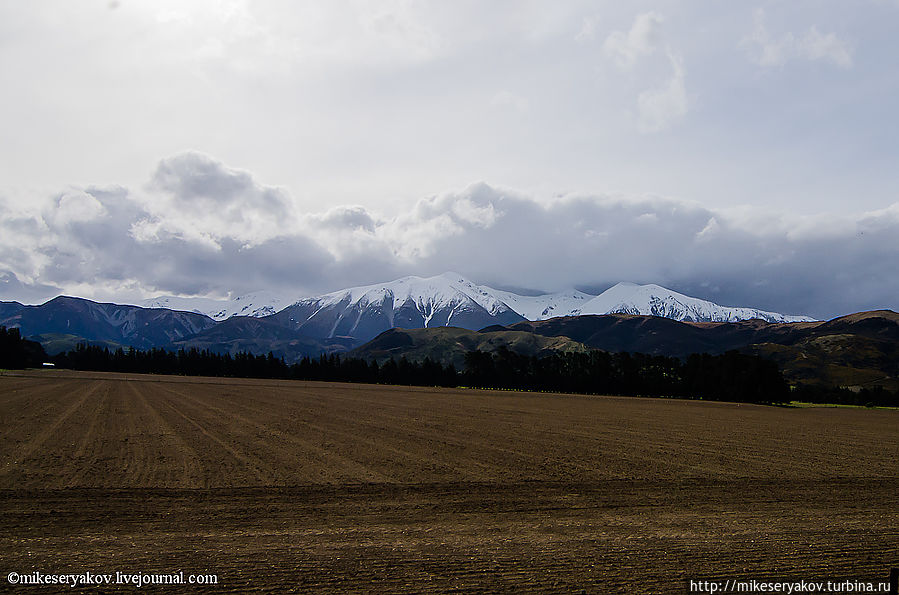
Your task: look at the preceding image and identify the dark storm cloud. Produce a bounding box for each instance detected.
[0,154,896,319]
[0,160,336,300]
[381,184,898,319]
[149,152,291,222]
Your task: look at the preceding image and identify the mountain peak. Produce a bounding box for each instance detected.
[270,273,525,342]
[582,282,814,323]
[436,271,467,281]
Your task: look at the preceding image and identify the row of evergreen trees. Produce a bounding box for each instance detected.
[52,342,793,404]
[53,344,291,379]
[52,344,461,386]
[5,325,895,406]
[461,347,791,404]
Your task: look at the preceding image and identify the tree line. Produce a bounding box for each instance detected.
[3,326,896,406]
[461,347,792,404]
[53,343,292,379]
[49,341,794,404]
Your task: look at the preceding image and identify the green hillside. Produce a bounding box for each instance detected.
[351,326,590,369]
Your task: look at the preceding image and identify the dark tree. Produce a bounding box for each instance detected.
[0,326,47,369]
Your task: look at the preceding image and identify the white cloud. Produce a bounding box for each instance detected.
[636,52,688,133]
[47,190,107,226]
[798,26,853,68]
[575,15,601,43]
[143,152,296,247]
[602,11,664,70]
[598,12,689,134]
[744,9,853,68]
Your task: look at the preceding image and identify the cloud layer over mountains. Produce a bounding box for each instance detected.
[1,152,897,320]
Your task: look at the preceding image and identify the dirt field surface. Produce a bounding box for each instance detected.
[1,370,897,593]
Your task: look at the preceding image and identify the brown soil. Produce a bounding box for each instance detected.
[1,370,897,593]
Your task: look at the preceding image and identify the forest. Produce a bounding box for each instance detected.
[45,340,794,404]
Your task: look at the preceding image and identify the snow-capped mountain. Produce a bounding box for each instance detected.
[269,274,814,344]
[141,291,293,321]
[5,275,818,360]
[577,282,815,323]
[146,275,814,338]
[490,288,593,321]
[268,273,525,341]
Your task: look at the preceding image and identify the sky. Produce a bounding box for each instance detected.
[1,1,897,320]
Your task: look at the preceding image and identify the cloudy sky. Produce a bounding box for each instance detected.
[1,1,897,319]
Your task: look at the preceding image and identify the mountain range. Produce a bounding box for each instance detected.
[9,272,895,391]
[137,273,814,326]
[1,273,816,355]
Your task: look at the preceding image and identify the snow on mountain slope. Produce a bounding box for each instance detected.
[314,273,514,319]
[141,296,229,319]
[270,273,525,341]
[578,282,816,323]
[141,291,292,321]
[145,275,815,334]
[489,288,593,321]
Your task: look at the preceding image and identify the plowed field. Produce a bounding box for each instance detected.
[1,370,897,593]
